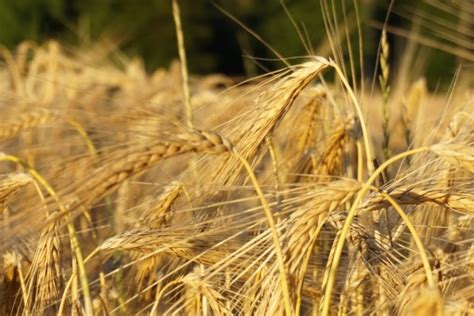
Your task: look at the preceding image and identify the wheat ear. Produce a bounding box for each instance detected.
[0,153,94,316]
[0,109,59,143]
[0,173,32,211]
[379,30,391,162]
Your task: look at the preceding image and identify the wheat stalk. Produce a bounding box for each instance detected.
[172,0,193,129]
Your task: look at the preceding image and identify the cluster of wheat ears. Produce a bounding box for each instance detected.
[0,2,473,315]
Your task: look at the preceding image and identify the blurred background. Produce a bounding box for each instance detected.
[0,0,470,88]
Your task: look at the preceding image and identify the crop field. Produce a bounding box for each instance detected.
[0,1,473,315]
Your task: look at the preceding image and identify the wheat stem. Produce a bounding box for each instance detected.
[172,0,193,128]
[66,118,98,160]
[234,151,293,315]
[327,59,374,175]
[321,146,430,316]
[373,188,434,287]
[58,247,99,316]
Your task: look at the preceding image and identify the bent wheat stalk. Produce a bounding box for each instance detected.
[321,141,474,314]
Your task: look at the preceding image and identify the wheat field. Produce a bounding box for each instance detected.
[0,1,473,315]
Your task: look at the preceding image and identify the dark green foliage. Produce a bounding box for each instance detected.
[0,0,464,87]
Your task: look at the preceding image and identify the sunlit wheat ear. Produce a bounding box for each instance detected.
[284,180,359,277]
[287,86,326,175]
[75,129,233,208]
[0,109,59,143]
[24,224,62,315]
[2,250,30,314]
[208,59,328,185]
[402,78,427,148]
[314,117,356,179]
[180,272,230,315]
[399,280,444,315]
[99,228,191,253]
[295,86,327,151]
[137,181,182,229]
[431,143,474,173]
[128,181,184,292]
[282,180,359,312]
[246,58,328,150]
[0,173,32,211]
[98,229,228,270]
[283,87,326,182]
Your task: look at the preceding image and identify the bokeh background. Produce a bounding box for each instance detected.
[0,0,469,88]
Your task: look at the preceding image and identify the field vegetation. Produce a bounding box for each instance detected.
[0,0,473,315]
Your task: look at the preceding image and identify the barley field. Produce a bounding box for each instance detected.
[0,1,473,315]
